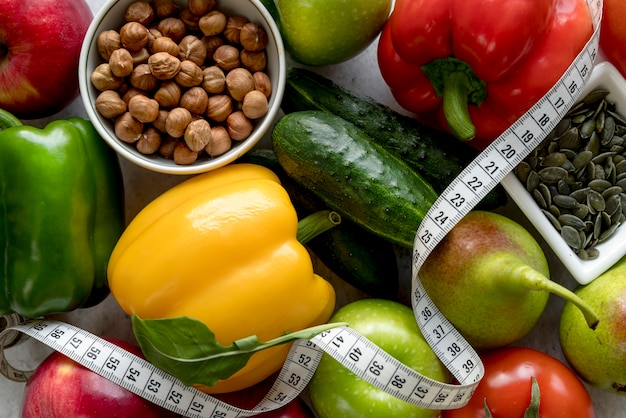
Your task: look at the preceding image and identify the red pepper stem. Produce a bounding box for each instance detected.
[421,57,486,142]
[442,71,477,141]
[297,210,341,244]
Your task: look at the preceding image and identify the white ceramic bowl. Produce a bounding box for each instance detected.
[501,61,626,285]
[79,0,286,175]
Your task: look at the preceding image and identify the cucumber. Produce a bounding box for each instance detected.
[281,68,508,210]
[272,110,439,248]
[240,149,400,299]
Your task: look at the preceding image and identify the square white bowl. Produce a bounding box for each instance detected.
[78,0,286,175]
[501,61,626,285]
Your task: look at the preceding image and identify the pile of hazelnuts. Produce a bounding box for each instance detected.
[91,0,273,165]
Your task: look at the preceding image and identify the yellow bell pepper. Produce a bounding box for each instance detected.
[108,163,336,393]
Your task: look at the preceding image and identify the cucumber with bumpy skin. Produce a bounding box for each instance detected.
[240,148,400,299]
[281,68,508,210]
[272,110,439,248]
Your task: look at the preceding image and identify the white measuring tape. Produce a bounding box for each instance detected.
[0,0,602,415]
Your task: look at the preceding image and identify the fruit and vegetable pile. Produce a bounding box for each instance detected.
[3,0,626,417]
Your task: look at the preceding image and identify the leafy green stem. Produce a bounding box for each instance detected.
[132,315,347,387]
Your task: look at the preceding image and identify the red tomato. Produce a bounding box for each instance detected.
[600,0,626,77]
[441,347,595,418]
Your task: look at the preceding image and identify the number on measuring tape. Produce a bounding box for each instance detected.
[0,1,603,415]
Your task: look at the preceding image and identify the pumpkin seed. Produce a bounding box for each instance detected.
[561,225,583,249]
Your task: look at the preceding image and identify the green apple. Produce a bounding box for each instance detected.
[273,0,392,66]
[309,298,450,418]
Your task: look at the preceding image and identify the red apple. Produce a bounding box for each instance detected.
[0,0,92,119]
[20,338,179,418]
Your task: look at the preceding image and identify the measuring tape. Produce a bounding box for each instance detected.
[0,0,603,415]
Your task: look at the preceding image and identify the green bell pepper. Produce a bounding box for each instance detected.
[0,110,125,318]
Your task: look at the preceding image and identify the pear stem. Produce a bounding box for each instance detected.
[515,265,599,330]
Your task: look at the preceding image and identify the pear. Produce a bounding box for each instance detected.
[559,255,626,395]
[418,210,598,349]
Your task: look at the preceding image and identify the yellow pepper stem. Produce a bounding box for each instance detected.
[297,210,341,244]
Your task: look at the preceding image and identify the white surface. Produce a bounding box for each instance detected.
[2,0,626,417]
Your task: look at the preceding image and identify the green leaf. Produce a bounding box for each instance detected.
[132,315,346,387]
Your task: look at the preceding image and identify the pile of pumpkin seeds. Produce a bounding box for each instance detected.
[514,89,626,260]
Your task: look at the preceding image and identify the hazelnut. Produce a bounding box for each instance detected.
[122,86,145,105]
[202,35,224,57]
[128,94,160,123]
[131,48,150,65]
[154,80,181,108]
[153,0,179,18]
[91,63,124,91]
[242,90,269,119]
[213,45,240,71]
[224,16,248,44]
[174,60,203,87]
[165,107,192,138]
[240,22,268,52]
[151,36,180,56]
[188,0,216,16]
[152,109,170,132]
[199,10,227,36]
[114,112,144,143]
[136,127,162,154]
[206,94,233,122]
[226,67,254,101]
[109,48,134,77]
[240,50,267,72]
[179,8,201,31]
[124,1,155,26]
[173,141,198,165]
[157,17,187,43]
[180,86,209,114]
[178,35,206,66]
[130,63,159,90]
[146,28,163,50]
[184,118,212,151]
[252,71,272,98]
[95,90,127,118]
[227,111,253,141]
[148,51,181,80]
[202,66,225,94]
[96,30,121,61]
[158,136,178,159]
[120,21,149,51]
[117,82,131,97]
[206,125,232,157]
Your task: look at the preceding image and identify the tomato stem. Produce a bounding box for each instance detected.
[523,377,541,418]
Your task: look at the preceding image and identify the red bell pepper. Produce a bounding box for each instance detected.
[377,0,593,150]
[600,0,626,78]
